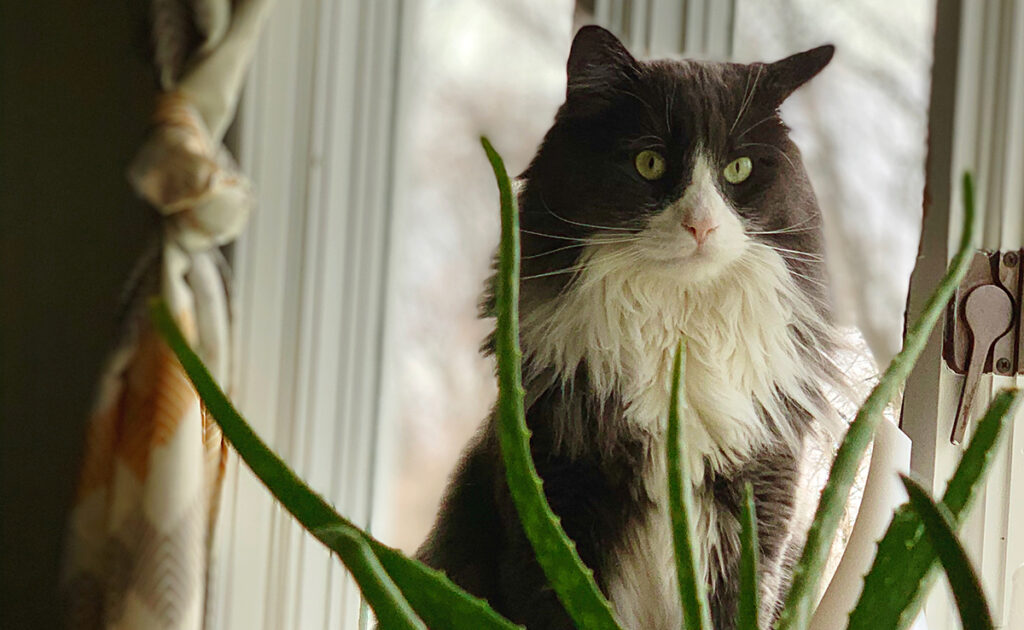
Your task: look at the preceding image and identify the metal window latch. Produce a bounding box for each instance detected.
[943,250,1021,444]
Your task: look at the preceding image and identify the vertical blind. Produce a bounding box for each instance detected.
[593,0,734,57]
[206,0,409,628]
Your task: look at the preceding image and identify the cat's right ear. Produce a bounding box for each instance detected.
[566,25,638,98]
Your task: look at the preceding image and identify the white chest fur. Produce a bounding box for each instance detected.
[521,243,827,475]
[519,242,831,628]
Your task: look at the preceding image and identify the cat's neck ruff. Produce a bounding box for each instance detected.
[520,242,833,477]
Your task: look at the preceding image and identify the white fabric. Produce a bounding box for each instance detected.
[179,0,275,141]
[129,92,254,251]
[64,2,273,628]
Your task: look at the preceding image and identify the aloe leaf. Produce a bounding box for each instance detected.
[149,300,522,630]
[666,341,713,630]
[368,545,521,629]
[483,136,622,630]
[899,475,994,630]
[776,172,977,630]
[738,482,760,630]
[846,388,1021,630]
[312,523,425,630]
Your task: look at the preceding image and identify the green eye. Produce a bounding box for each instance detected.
[635,150,666,180]
[723,156,753,184]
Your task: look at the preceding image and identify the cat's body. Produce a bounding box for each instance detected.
[417,26,846,630]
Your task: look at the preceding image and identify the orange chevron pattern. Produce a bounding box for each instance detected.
[74,390,121,500]
[65,290,229,630]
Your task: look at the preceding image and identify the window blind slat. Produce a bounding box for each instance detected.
[209,1,409,628]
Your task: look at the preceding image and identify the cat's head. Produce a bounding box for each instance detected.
[518,25,832,297]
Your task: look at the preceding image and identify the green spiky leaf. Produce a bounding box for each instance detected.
[667,341,712,630]
[312,523,425,630]
[149,300,521,630]
[483,136,623,630]
[738,482,760,630]
[776,172,977,630]
[900,475,994,630]
[847,388,1020,630]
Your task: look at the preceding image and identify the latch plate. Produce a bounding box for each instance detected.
[943,250,1021,375]
[942,250,1021,444]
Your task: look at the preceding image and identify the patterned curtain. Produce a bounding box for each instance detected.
[63,1,274,627]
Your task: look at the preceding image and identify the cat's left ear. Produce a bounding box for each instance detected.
[763,44,834,104]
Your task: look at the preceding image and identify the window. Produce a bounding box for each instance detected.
[209,1,1022,627]
[208,1,408,627]
[380,0,576,556]
[902,1,1024,626]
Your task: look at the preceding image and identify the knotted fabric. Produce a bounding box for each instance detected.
[63,1,273,627]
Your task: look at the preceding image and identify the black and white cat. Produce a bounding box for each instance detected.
[417,25,847,630]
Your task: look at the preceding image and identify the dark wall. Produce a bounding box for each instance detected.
[1,2,157,626]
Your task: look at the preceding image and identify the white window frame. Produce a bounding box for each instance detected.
[901,0,1024,627]
[206,1,414,628]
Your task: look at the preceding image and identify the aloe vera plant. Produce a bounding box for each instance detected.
[900,476,994,630]
[776,172,979,630]
[483,137,621,630]
[737,482,760,630]
[666,341,712,630]
[847,388,1021,630]
[153,140,1014,630]
[150,301,519,630]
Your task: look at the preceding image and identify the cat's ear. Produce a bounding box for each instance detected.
[763,44,834,104]
[566,25,638,97]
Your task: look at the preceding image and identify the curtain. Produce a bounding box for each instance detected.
[63,1,274,627]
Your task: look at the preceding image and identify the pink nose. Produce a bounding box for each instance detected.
[683,217,719,246]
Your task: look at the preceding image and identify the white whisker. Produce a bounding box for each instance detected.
[735,114,777,140]
[664,86,674,134]
[730,68,754,136]
[787,269,829,289]
[634,134,665,146]
[613,87,660,125]
[762,245,824,261]
[520,229,599,243]
[729,65,764,135]
[779,255,825,267]
[522,243,588,259]
[523,245,640,282]
[737,141,797,171]
[747,226,818,236]
[538,196,635,233]
[745,215,820,236]
[521,267,588,281]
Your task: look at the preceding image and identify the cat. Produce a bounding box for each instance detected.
[416,25,847,630]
